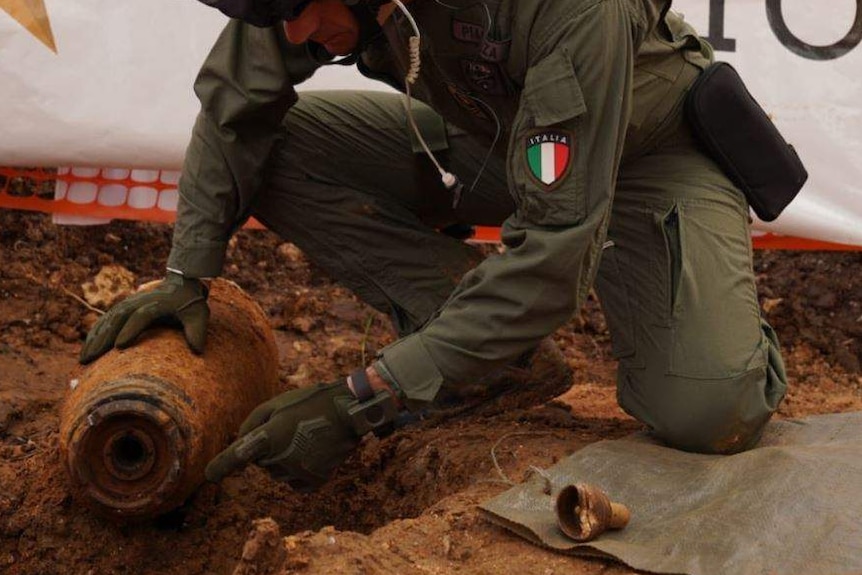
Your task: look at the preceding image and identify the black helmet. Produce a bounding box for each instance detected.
[197,0,369,27]
[197,0,309,26]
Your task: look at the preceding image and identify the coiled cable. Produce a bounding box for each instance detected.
[392,0,462,197]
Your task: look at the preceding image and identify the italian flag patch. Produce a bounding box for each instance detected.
[526,131,573,188]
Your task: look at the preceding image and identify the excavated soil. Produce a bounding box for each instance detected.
[0,210,860,575]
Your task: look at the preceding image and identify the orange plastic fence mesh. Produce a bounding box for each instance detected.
[1,166,860,250]
[0,166,179,223]
[0,166,265,228]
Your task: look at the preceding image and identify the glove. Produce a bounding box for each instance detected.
[79,271,209,365]
[205,379,398,490]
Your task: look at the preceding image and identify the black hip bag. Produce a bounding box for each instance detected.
[685,62,808,222]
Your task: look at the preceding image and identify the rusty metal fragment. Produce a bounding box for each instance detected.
[555,483,631,542]
[59,279,280,519]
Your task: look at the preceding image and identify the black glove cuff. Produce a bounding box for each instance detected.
[348,368,375,402]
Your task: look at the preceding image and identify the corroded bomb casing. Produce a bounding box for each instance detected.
[59,279,280,519]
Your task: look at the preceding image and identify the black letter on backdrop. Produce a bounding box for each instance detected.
[706,0,737,51]
[766,0,862,60]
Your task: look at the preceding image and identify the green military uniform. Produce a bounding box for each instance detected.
[169,0,787,454]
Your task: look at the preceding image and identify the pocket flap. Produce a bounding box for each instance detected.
[524,50,587,126]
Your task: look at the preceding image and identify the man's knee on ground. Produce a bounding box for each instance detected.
[652,407,769,455]
[622,367,780,455]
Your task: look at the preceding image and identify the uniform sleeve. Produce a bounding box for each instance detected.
[167,21,323,278]
[376,1,638,407]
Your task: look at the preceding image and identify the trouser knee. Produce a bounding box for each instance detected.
[619,363,786,455]
[649,376,772,455]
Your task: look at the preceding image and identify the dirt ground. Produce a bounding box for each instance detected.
[0,210,860,575]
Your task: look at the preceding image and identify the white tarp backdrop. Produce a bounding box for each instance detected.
[1,0,860,245]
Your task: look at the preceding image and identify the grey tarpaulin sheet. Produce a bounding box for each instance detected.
[480,412,862,575]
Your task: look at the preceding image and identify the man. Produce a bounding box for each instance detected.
[81,0,787,489]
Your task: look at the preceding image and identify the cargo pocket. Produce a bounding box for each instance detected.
[510,49,587,226]
[594,241,636,359]
[663,200,766,379]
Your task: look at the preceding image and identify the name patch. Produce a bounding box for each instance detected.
[452,19,484,44]
[479,38,510,63]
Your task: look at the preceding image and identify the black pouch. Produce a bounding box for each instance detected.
[685,62,808,222]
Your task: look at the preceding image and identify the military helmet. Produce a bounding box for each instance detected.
[197,0,367,26]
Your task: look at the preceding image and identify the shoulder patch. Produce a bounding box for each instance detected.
[525,130,575,190]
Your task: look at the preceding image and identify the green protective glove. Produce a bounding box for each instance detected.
[79,271,209,365]
[205,379,399,490]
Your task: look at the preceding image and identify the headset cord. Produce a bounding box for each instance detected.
[392,0,464,207]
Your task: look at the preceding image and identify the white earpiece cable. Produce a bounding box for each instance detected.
[391,0,461,193]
